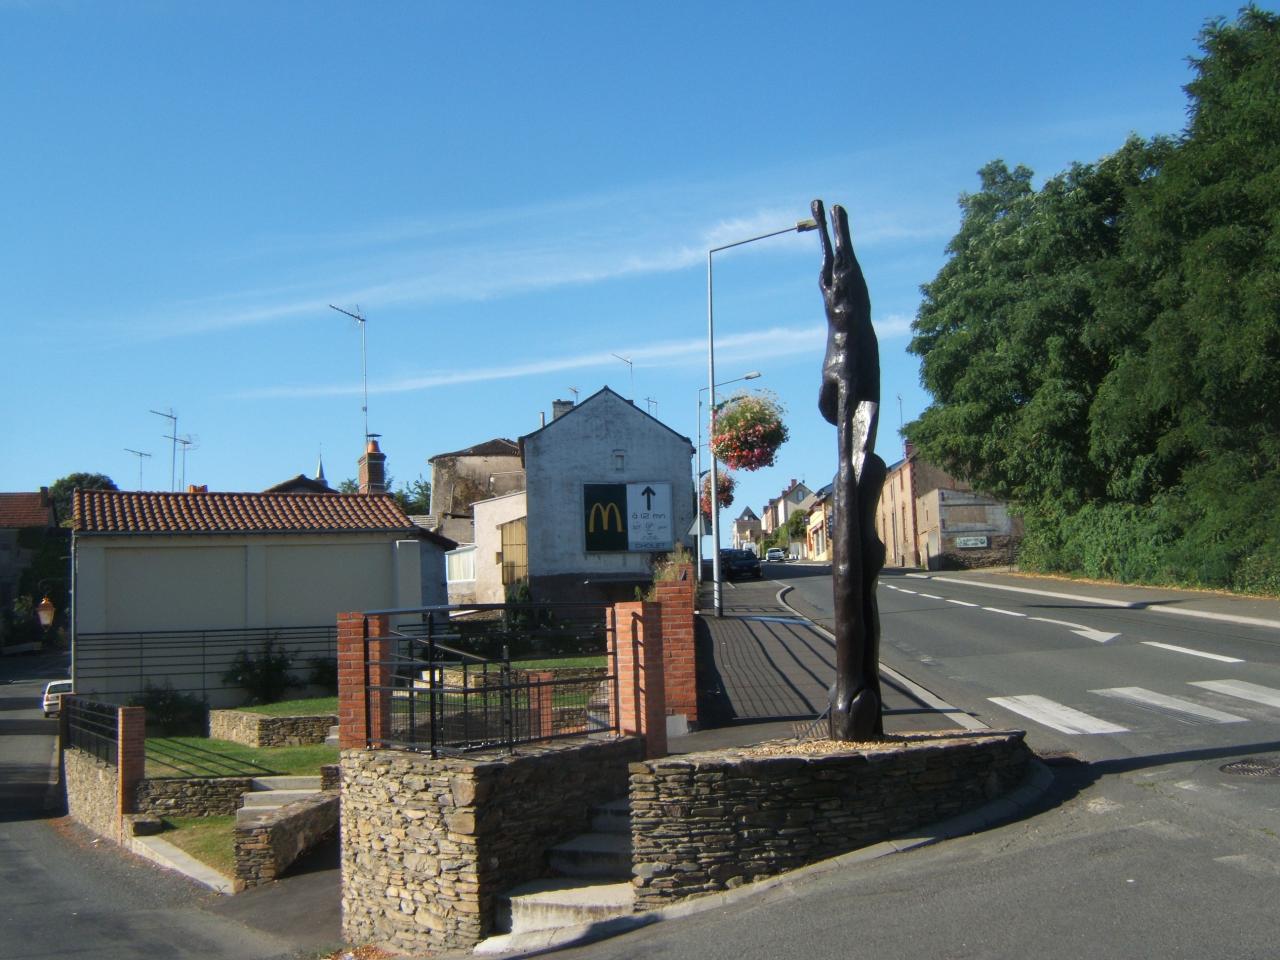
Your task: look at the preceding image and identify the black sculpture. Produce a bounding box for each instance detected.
[814,199,887,741]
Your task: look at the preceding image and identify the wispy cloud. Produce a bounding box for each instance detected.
[234,315,912,401]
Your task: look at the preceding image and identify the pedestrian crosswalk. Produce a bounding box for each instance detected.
[987,680,1280,735]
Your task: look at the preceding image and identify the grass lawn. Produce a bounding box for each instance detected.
[146,737,338,778]
[510,656,606,671]
[237,696,339,717]
[163,815,235,877]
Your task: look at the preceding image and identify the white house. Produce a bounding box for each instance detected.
[70,486,454,705]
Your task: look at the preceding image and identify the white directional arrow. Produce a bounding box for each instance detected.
[1028,616,1119,643]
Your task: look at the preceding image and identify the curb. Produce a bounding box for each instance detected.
[476,760,1055,957]
[127,833,236,894]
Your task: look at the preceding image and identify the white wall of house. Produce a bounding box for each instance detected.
[472,491,528,603]
[524,390,695,582]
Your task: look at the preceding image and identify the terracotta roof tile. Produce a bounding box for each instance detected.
[0,492,56,528]
[73,489,416,535]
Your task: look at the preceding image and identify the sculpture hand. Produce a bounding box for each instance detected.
[812,199,870,326]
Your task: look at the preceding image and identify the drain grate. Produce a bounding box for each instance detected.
[1220,757,1280,778]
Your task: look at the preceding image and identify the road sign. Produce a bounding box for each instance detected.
[583,482,673,552]
[954,535,989,548]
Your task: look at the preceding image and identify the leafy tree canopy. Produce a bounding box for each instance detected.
[49,472,117,526]
[905,7,1280,594]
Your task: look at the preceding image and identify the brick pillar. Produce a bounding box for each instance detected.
[338,612,392,750]
[655,564,698,731]
[528,670,557,740]
[117,705,146,833]
[609,601,667,758]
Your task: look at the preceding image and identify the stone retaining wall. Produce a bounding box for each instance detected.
[209,709,336,747]
[64,747,121,842]
[234,793,339,889]
[341,736,642,954]
[630,731,1030,908]
[134,777,254,817]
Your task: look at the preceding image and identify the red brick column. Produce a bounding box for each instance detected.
[655,563,697,730]
[117,705,146,829]
[609,601,667,758]
[338,612,392,750]
[527,670,557,740]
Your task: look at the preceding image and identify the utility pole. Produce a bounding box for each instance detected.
[329,304,369,444]
[150,408,177,491]
[123,448,151,490]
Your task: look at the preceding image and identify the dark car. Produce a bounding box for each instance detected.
[720,549,763,580]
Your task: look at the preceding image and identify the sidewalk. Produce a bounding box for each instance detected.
[680,576,970,754]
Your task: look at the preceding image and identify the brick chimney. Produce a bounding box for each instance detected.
[358,438,387,494]
[186,484,208,494]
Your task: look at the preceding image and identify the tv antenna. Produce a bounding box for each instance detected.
[149,408,177,490]
[645,396,658,416]
[124,448,151,490]
[164,433,197,490]
[329,304,369,444]
[610,353,634,399]
[568,386,579,403]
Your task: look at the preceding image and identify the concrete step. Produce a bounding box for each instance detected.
[548,832,632,879]
[325,724,340,747]
[249,775,321,791]
[590,799,631,835]
[496,878,634,935]
[240,788,321,808]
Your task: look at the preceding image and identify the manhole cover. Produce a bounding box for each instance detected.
[1220,757,1280,778]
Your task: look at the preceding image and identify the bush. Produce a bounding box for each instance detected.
[128,682,208,736]
[221,638,298,705]
[308,656,338,694]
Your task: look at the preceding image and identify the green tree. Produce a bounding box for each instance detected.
[786,509,810,540]
[49,472,117,526]
[390,475,432,515]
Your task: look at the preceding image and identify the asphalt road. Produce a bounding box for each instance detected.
[0,655,318,960]
[559,565,1280,960]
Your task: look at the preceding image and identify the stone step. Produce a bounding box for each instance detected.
[240,788,321,808]
[548,832,632,879]
[496,878,634,935]
[250,775,321,791]
[325,724,340,747]
[590,799,631,835]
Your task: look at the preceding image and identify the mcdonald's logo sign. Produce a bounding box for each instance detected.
[588,501,623,533]
[583,484,629,552]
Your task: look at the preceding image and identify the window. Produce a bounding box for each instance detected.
[446,546,476,583]
[499,517,528,585]
[613,449,626,471]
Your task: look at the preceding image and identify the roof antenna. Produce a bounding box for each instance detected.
[645,396,658,415]
[330,304,369,446]
[569,386,579,403]
[610,353,634,399]
[150,408,177,490]
[124,448,152,490]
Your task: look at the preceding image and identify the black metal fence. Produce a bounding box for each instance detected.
[73,624,337,703]
[364,602,620,757]
[64,696,120,765]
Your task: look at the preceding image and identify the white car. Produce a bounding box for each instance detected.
[765,548,786,562]
[42,680,73,717]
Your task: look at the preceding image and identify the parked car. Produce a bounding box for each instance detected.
[42,679,73,717]
[720,549,763,580]
[765,547,786,562]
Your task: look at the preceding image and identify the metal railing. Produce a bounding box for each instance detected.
[64,696,120,765]
[72,624,337,701]
[363,602,620,757]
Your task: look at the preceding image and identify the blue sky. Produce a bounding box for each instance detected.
[0,1,1255,526]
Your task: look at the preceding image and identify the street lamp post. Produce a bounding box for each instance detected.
[707,217,818,617]
[696,371,761,582]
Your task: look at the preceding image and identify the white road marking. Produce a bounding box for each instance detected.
[1190,680,1280,709]
[918,593,943,600]
[1140,641,1243,663]
[1028,616,1119,643]
[946,599,979,607]
[989,695,1129,734]
[927,576,1280,631]
[1091,686,1246,724]
[984,607,1027,618]
[897,588,918,595]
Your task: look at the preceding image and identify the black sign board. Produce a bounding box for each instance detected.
[583,483,629,552]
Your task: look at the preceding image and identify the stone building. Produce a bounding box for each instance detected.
[805,484,833,563]
[427,438,524,546]
[876,443,1021,569]
[731,506,762,553]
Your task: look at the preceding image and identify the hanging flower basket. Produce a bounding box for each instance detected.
[700,470,736,519]
[711,391,789,471]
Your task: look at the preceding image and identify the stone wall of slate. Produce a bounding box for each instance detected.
[209,709,336,747]
[234,793,339,888]
[134,776,254,817]
[630,731,1030,908]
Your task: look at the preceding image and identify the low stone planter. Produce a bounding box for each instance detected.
[208,709,336,747]
[630,730,1031,907]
